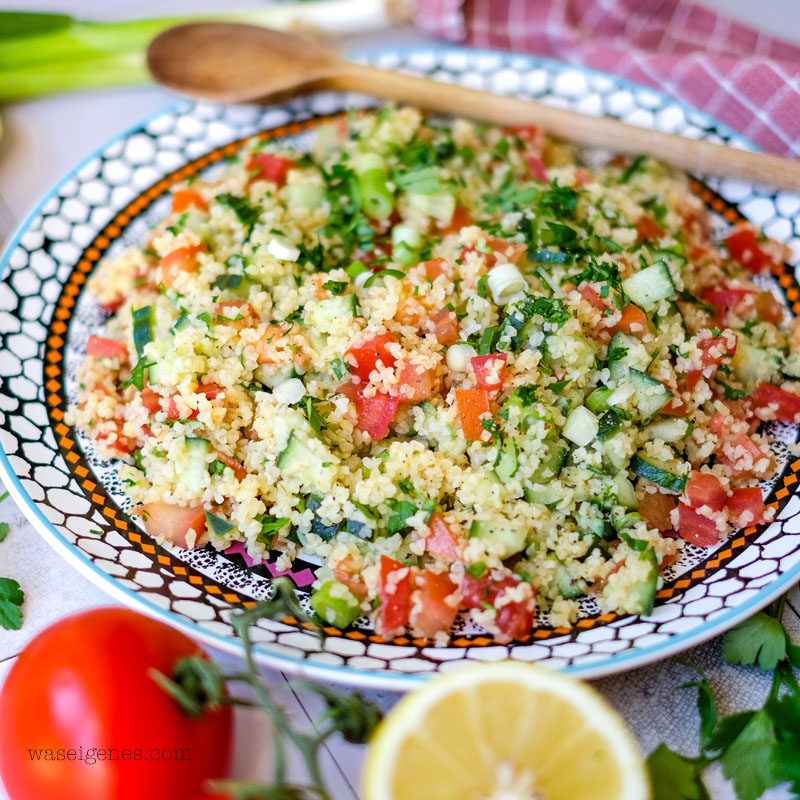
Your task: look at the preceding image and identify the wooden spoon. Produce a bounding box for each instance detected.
[148,22,800,192]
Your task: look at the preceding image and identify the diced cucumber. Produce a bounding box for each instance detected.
[562,406,599,447]
[494,437,519,482]
[177,437,211,493]
[731,339,782,385]
[586,386,613,413]
[621,260,677,309]
[257,364,298,389]
[630,453,687,492]
[602,434,632,472]
[608,331,650,382]
[613,511,643,531]
[304,294,357,335]
[597,409,625,442]
[277,431,327,486]
[132,305,153,358]
[528,438,568,483]
[629,368,673,422]
[615,473,637,509]
[648,247,687,272]
[544,332,597,372]
[469,518,527,559]
[627,548,658,615]
[646,417,690,443]
[554,563,587,599]
[309,580,362,628]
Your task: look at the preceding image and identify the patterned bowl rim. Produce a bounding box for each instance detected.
[1,45,799,690]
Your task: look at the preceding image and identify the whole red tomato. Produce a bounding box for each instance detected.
[0,607,232,800]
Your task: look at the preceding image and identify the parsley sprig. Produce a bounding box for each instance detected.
[649,595,800,800]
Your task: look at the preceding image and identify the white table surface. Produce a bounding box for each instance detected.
[1,1,800,798]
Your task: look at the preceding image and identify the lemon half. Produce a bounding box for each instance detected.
[363,661,651,800]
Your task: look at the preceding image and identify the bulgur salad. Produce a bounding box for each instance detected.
[67,107,800,643]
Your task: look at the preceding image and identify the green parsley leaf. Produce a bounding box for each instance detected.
[722,612,787,670]
[720,710,780,800]
[330,358,348,380]
[477,274,489,299]
[385,499,417,534]
[607,346,628,363]
[322,280,348,296]
[212,274,243,291]
[466,562,487,579]
[620,155,647,183]
[216,193,261,229]
[680,666,718,752]
[0,577,24,630]
[0,522,9,543]
[120,357,154,391]
[256,514,289,547]
[715,379,751,401]
[646,744,709,800]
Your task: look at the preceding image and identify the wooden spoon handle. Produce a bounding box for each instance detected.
[330,61,800,192]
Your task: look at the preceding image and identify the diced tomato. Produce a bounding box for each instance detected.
[752,382,800,422]
[139,388,162,414]
[396,362,435,404]
[698,334,738,368]
[525,155,548,182]
[685,370,703,392]
[578,284,605,311]
[455,388,492,441]
[727,487,766,527]
[338,382,399,440]
[409,570,458,638]
[609,302,647,336]
[172,190,207,214]
[461,571,536,643]
[636,216,665,242]
[215,452,246,482]
[425,513,461,561]
[470,354,507,392]
[700,286,755,325]
[160,243,207,289]
[439,205,472,235]
[508,125,543,147]
[685,471,727,512]
[166,384,223,421]
[708,412,728,436]
[98,298,124,314]
[430,308,460,346]
[141,423,155,438]
[676,502,721,547]
[637,490,677,532]
[575,167,591,188]
[660,396,688,417]
[345,332,397,383]
[246,152,296,187]
[95,420,136,455]
[419,258,448,279]
[379,555,413,636]
[725,226,771,274]
[719,432,767,474]
[132,501,207,549]
[86,335,128,362]
[755,291,784,323]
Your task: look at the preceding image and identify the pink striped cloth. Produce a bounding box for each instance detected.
[415,0,800,158]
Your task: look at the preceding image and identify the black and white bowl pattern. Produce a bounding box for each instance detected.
[1,47,800,690]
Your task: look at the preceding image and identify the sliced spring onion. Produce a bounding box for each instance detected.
[446,343,477,372]
[346,260,368,279]
[353,152,387,175]
[272,378,306,405]
[268,237,300,262]
[392,241,419,266]
[391,224,423,250]
[363,269,405,288]
[357,169,394,220]
[132,305,153,358]
[394,166,440,195]
[487,263,527,305]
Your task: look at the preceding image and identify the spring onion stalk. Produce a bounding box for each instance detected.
[391,224,422,266]
[353,153,394,220]
[0,1,395,102]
